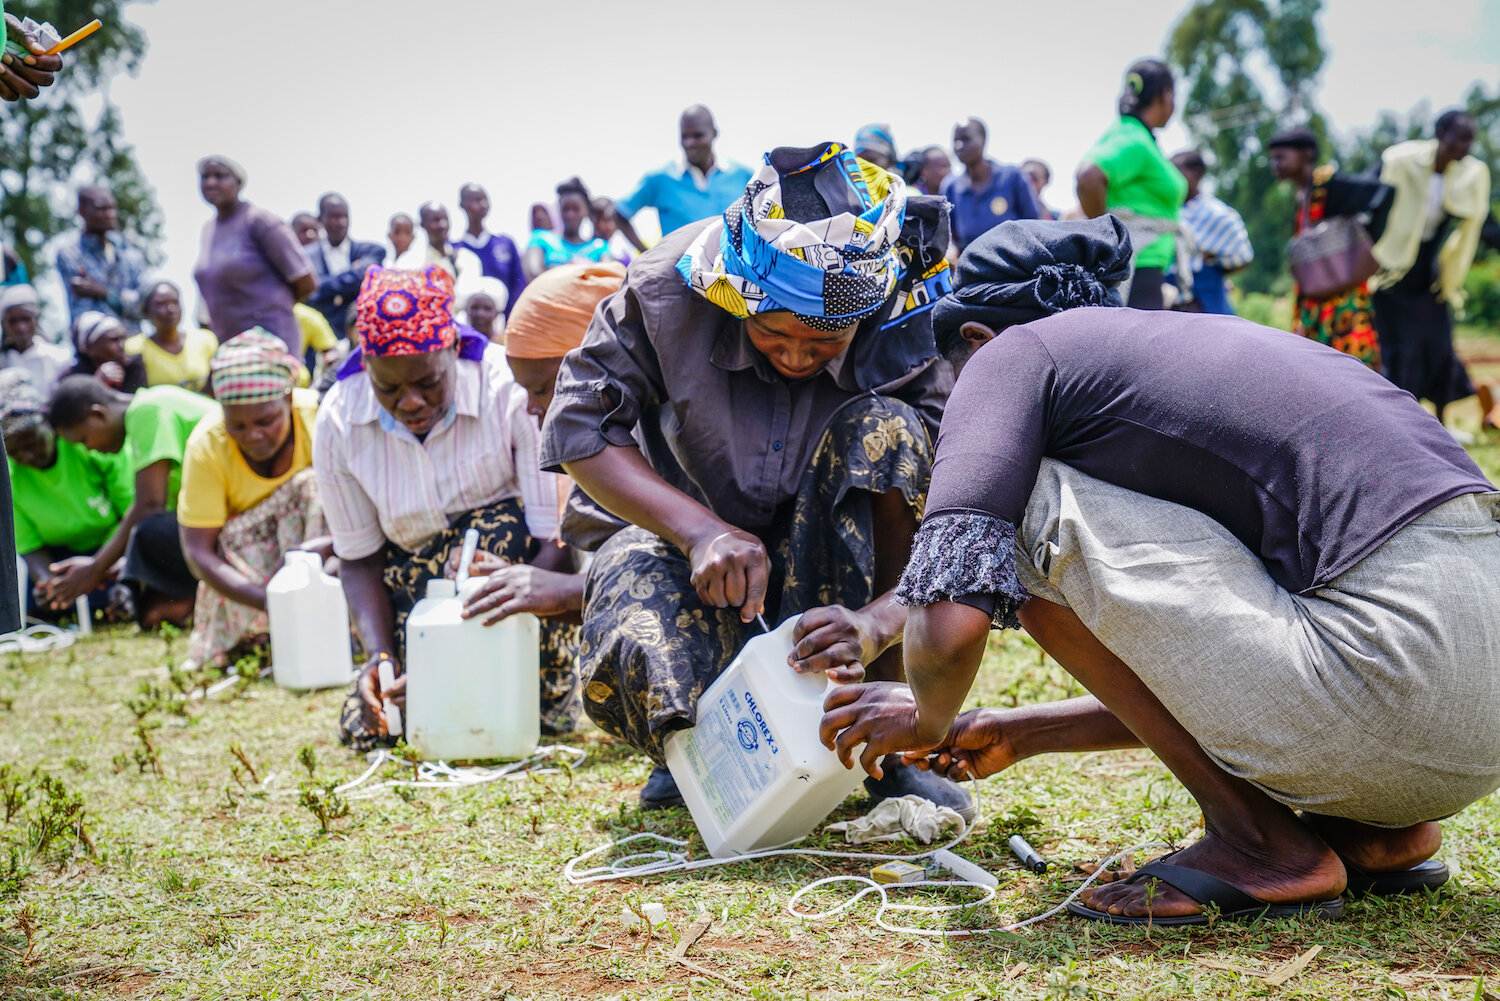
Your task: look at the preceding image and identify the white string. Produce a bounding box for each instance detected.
[786,840,1167,937]
[0,623,77,655]
[290,744,590,800]
[561,773,1166,937]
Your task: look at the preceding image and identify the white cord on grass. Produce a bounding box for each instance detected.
[317,744,589,800]
[0,623,76,655]
[562,773,1166,937]
[786,840,1167,937]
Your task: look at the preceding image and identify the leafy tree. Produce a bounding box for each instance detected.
[0,0,160,281]
[1166,0,1329,296]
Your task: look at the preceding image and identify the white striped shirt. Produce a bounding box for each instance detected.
[1181,192,1254,271]
[313,344,561,560]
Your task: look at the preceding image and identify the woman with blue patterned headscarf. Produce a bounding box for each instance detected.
[538,141,974,821]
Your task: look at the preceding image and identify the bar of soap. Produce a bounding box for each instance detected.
[871,861,927,884]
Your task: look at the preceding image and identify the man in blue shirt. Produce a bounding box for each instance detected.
[456,183,527,319]
[54,186,147,329]
[613,105,752,252]
[941,118,1043,251]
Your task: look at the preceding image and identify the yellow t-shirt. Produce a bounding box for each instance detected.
[294,302,338,352]
[125,328,221,394]
[177,389,319,529]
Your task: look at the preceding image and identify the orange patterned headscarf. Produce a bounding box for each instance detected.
[355,266,458,356]
[505,262,625,360]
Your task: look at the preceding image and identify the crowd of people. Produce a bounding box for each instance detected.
[5,47,1500,926]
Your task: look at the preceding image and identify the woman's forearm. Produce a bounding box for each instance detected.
[563,445,727,554]
[988,695,1144,761]
[341,552,398,663]
[181,528,267,610]
[903,601,992,742]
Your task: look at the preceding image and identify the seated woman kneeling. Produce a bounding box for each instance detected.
[177,330,328,670]
[541,142,970,815]
[314,266,579,750]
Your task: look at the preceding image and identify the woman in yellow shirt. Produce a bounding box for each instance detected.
[177,329,329,669]
[127,281,221,394]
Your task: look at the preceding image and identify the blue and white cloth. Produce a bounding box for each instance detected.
[1181,192,1253,272]
[676,143,907,331]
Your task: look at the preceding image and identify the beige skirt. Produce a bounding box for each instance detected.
[1016,458,1500,827]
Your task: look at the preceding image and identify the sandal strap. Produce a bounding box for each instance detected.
[1128,860,1266,913]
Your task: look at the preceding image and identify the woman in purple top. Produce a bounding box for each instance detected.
[822,218,1500,927]
[192,155,315,353]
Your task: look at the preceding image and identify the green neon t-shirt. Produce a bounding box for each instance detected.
[9,438,135,554]
[123,385,220,511]
[1084,115,1188,270]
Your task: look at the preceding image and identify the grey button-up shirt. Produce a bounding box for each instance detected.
[539,220,952,534]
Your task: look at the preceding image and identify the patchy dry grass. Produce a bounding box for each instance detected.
[2,425,1499,1000]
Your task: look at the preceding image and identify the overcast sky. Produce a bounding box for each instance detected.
[46,0,1500,319]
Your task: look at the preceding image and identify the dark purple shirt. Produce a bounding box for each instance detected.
[931,307,1493,594]
[455,231,527,318]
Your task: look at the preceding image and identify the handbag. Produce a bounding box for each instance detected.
[1286,215,1378,300]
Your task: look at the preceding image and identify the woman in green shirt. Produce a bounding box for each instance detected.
[2,370,135,621]
[44,377,219,628]
[1075,58,1188,309]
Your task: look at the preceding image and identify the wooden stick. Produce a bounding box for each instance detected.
[670,914,713,960]
[675,958,753,995]
[1263,945,1323,987]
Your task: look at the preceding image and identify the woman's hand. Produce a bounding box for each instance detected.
[685,526,769,623]
[461,564,582,624]
[790,605,886,675]
[447,547,505,578]
[355,656,404,737]
[818,681,947,779]
[41,555,101,607]
[900,708,1019,781]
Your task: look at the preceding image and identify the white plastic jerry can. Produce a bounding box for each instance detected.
[266,551,356,690]
[663,616,866,858]
[404,577,541,762]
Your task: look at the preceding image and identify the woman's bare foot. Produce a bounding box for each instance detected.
[1300,813,1441,873]
[1080,825,1346,919]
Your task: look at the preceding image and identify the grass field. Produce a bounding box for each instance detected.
[3,388,1500,1000]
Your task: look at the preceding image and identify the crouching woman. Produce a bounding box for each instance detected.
[177,330,328,669]
[822,217,1500,926]
[314,266,579,750]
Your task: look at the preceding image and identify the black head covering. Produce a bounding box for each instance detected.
[931,216,1133,354]
[1118,59,1174,120]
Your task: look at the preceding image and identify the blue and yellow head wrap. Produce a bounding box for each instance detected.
[677,143,907,331]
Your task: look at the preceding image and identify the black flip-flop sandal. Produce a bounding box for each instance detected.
[1342,857,1449,897]
[1067,860,1346,926]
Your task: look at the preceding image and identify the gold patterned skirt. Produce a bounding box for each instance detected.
[577,395,933,764]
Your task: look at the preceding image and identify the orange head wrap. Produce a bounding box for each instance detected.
[505,262,625,360]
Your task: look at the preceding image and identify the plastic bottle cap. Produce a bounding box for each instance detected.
[425,578,458,599]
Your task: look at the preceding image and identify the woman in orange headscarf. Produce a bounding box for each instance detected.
[453,262,625,625]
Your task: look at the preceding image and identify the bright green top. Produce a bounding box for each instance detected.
[123,385,220,511]
[1084,115,1188,270]
[8,439,135,554]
